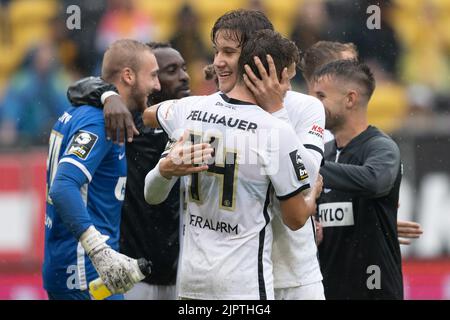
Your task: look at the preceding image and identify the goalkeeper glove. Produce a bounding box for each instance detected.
[80,226,147,294]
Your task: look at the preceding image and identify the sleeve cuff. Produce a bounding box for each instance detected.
[100,91,120,105]
[276,184,311,201]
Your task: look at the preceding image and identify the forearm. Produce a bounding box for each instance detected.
[320,161,397,197]
[144,161,178,205]
[279,190,314,231]
[49,167,92,239]
[142,105,160,128]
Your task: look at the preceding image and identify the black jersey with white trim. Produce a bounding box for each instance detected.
[318,125,403,300]
[119,111,180,286]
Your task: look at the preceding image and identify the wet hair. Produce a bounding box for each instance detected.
[211,9,274,48]
[313,59,376,101]
[299,41,358,82]
[102,39,152,82]
[238,29,300,81]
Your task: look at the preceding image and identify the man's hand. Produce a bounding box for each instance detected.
[160,131,213,179]
[397,220,423,245]
[243,54,290,113]
[80,226,146,294]
[104,95,139,144]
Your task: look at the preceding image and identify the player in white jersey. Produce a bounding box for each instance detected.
[145,10,326,299]
[211,11,326,299]
[144,30,322,300]
[269,91,325,298]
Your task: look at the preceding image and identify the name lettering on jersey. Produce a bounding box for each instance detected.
[289,150,309,181]
[318,202,354,227]
[58,112,72,124]
[308,124,324,139]
[186,110,258,132]
[66,131,98,160]
[189,213,239,235]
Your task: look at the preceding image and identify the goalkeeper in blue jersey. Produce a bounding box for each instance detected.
[42,39,161,300]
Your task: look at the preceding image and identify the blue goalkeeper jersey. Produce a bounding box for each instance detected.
[42,105,127,293]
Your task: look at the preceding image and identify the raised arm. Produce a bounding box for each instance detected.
[320,138,400,198]
[67,76,138,143]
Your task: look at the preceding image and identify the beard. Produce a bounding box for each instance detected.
[325,112,345,132]
[130,83,149,112]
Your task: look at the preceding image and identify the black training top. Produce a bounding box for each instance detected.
[318,125,403,300]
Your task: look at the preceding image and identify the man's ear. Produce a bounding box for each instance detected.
[345,90,358,109]
[121,67,135,86]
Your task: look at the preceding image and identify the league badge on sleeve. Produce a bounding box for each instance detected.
[66,131,98,160]
[289,150,309,181]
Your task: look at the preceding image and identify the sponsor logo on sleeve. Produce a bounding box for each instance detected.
[289,150,309,181]
[66,131,98,160]
[308,124,324,139]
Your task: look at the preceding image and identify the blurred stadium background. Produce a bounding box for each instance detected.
[0,0,449,300]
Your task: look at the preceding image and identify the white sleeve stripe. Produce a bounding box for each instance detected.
[277,184,311,201]
[76,242,87,290]
[304,144,324,157]
[59,158,93,182]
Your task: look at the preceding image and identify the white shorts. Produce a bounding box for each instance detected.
[275,281,325,300]
[124,282,177,300]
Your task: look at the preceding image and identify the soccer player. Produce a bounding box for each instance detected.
[310,60,404,299]
[66,43,208,300]
[144,29,322,300]
[210,10,326,300]
[143,9,326,300]
[298,40,423,245]
[42,39,161,300]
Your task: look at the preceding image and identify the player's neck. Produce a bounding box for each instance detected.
[334,118,368,149]
[227,82,257,105]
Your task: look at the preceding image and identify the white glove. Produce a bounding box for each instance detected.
[80,226,146,294]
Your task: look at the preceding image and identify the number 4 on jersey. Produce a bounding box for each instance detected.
[189,132,238,211]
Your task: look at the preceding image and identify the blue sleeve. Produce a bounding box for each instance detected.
[49,162,92,239]
[50,115,112,239]
[60,117,111,181]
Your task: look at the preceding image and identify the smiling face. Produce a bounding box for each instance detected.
[310,75,348,132]
[131,50,161,109]
[153,47,190,101]
[213,30,242,93]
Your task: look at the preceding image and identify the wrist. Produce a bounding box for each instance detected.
[80,226,109,256]
[158,159,173,180]
[101,91,120,105]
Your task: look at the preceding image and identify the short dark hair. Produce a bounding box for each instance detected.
[238,29,300,81]
[299,41,359,82]
[313,60,376,101]
[146,42,172,50]
[211,9,274,48]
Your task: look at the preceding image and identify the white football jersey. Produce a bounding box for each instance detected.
[271,90,325,289]
[156,92,311,300]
